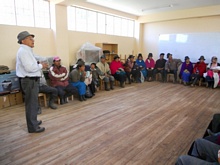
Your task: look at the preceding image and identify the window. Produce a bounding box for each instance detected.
[106,15,113,35]
[0,0,50,28]
[114,17,121,36]
[121,19,128,36]
[34,0,50,28]
[67,6,76,30]
[15,0,34,27]
[87,10,97,33]
[0,0,16,25]
[97,13,105,34]
[75,8,87,32]
[67,6,135,37]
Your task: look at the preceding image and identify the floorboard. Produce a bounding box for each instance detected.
[0,82,219,165]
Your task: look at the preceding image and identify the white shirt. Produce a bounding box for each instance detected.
[16,44,43,78]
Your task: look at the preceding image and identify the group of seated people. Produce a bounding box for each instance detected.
[123,53,219,88]
[38,53,219,113]
[176,114,220,164]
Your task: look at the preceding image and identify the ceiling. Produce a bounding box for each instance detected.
[53,0,220,16]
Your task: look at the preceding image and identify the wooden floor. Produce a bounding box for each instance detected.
[0,82,220,165]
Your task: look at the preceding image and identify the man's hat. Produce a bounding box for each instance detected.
[17,31,34,44]
[198,56,205,61]
[128,55,135,59]
[53,56,61,61]
[100,55,106,59]
[114,55,120,60]
[184,56,190,61]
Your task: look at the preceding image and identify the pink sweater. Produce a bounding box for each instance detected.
[110,60,124,75]
[145,59,155,69]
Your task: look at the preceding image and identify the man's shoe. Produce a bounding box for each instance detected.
[49,103,57,109]
[207,129,215,136]
[38,120,42,125]
[37,107,42,115]
[82,95,87,101]
[28,127,45,133]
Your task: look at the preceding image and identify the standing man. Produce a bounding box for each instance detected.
[153,53,167,82]
[16,31,48,133]
[96,55,114,91]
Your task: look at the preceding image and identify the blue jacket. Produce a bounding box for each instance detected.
[135,59,146,69]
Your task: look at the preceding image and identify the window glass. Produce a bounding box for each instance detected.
[87,10,97,33]
[75,8,87,32]
[114,17,121,36]
[0,0,16,25]
[106,15,113,35]
[97,13,105,34]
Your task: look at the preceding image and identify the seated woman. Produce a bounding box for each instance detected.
[90,63,105,89]
[124,55,140,84]
[190,56,207,87]
[110,55,127,88]
[145,53,155,81]
[205,56,220,88]
[136,53,147,82]
[69,61,87,101]
[179,56,193,85]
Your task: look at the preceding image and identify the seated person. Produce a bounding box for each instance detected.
[153,53,166,82]
[73,58,95,96]
[179,56,193,85]
[124,55,140,84]
[190,56,207,87]
[165,53,182,83]
[38,70,58,114]
[205,56,220,88]
[110,55,127,88]
[136,53,147,82]
[145,53,155,81]
[96,55,114,91]
[90,63,103,88]
[176,138,220,165]
[69,61,87,101]
[48,56,78,104]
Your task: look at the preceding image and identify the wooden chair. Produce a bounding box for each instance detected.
[156,73,161,81]
[38,93,47,107]
[167,74,175,83]
[99,79,104,90]
[57,95,74,105]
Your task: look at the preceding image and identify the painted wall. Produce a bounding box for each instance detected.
[0,25,56,70]
[68,31,136,64]
[0,4,138,70]
[142,15,220,60]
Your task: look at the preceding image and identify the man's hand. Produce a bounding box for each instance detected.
[41,62,48,69]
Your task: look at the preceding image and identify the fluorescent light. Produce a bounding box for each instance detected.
[142,4,174,12]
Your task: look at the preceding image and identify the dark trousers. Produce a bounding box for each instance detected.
[88,80,96,95]
[113,73,127,83]
[21,78,39,132]
[39,84,58,102]
[56,84,78,99]
[126,69,140,82]
[165,70,177,81]
[191,73,201,85]
[206,76,214,88]
[147,69,154,78]
[153,69,165,81]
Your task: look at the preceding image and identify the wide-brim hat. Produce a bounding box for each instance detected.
[114,55,120,60]
[128,55,135,59]
[198,56,205,60]
[184,56,190,60]
[17,31,34,44]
